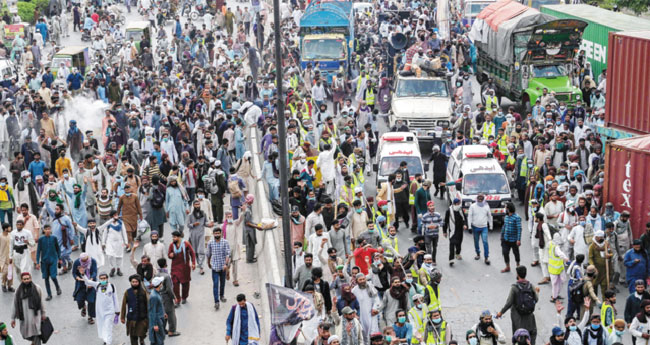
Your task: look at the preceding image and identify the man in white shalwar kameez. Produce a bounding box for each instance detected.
[10,222,35,276]
[352,273,381,343]
[100,211,128,277]
[80,273,119,345]
[75,219,105,267]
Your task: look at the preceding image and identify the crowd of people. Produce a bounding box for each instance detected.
[0,0,642,343]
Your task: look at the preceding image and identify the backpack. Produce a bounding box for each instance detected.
[151,188,165,209]
[228,177,242,198]
[514,283,537,315]
[547,223,559,236]
[570,279,587,305]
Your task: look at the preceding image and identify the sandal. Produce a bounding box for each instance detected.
[88,318,95,324]
[233,281,239,287]
[81,307,87,317]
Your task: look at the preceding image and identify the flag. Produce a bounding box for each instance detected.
[266,283,316,344]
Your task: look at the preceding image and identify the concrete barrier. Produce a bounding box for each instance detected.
[249,127,283,335]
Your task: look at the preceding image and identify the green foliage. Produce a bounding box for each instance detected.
[616,0,650,14]
[16,1,35,23]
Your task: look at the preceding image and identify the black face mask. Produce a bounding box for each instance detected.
[151,239,158,244]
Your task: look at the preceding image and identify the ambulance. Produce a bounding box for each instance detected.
[373,133,428,186]
[445,145,511,223]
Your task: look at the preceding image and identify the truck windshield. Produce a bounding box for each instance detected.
[302,39,346,60]
[379,157,423,176]
[396,79,449,98]
[126,30,144,41]
[532,65,566,78]
[462,173,509,195]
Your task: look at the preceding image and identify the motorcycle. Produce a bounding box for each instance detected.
[81,29,92,42]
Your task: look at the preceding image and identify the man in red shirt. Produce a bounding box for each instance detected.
[352,239,382,275]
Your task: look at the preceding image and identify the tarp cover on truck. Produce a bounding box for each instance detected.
[469,0,554,65]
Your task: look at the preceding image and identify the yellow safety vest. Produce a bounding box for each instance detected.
[288,103,297,117]
[519,157,528,177]
[300,106,310,120]
[548,242,564,275]
[497,135,508,155]
[382,237,398,262]
[426,285,441,311]
[486,95,498,110]
[409,306,428,344]
[506,153,516,166]
[600,303,614,334]
[409,180,421,205]
[357,76,365,91]
[410,266,421,285]
[290,75,299,89]
[425,321,447,345]
[365,88,375,105]
[481,122,495,140]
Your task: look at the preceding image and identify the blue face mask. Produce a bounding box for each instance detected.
[591,324,600,330]
[569,325,577,332]
[125,193,132,197]
[579,221,586,226]
[356,208,362,214]
[398,316,406,323]
[100,280,108,286]
[432,318,442,324]
[615,330,624,336]
[405,278,413,284]
[385,336,392,342]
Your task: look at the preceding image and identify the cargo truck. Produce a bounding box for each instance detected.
[540,4,650,81]
[469,0,586,110]
[299,0,354,83]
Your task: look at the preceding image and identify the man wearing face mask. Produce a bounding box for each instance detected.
[615,211,633,285]
[207,228,230,310]
[78,271,118,345]
[423,308,452,344]
[468,193,493,265]
[187,199,213,275]
[352,273,381,343]
[422,201,443,264]
[409,294,429,344]
[583,315,608,345]
[142,231,165,273]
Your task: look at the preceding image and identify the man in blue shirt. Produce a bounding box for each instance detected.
[35,19,48,42]
[27,152,46,178]
[36,224,62,299]
[67,68,84,93]
[226,294,260,345]
[501,202,522,273]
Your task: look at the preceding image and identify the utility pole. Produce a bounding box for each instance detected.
[272,0,293,289]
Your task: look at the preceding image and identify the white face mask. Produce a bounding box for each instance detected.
[453,205,461,211]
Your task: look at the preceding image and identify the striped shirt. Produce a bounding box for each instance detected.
[502,213,522,242]
[422,212,444,237]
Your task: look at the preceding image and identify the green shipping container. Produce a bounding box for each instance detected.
[540,4,650,78]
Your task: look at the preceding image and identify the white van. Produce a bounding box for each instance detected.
[445,145,511,220]
[373,133,428,186]
[0,58,19,84]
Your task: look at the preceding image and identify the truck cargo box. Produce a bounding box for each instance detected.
[605,31,650,136]
[604,135,650,239]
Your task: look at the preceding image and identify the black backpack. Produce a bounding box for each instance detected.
[570,279,586,305]
[515,283,537,315]
[151,188,164,209]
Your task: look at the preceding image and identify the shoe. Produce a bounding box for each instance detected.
[449,261,454,267]
[220,296,227,303]
[214,303,220,310]
[233,281,239,287]
[110,268,115,277]
[56,288,62,296]
[557,296,564,300]
[174,302,180,308]
[88,318,95,324]
[2,286,6,292]
[116,269,123,276]
[474,255,480,260]
[550,298,557,303]
[169,332,181,337]
[81,307,87,317]
[7,287,14,292]
[531,261,540,267]
[484,259,491,265]
[538,278,550,285]
[456,255,463,260]
[181,299,187,304]
[200,268,205,275]
[501,267,510,273]
[45,295,52,301]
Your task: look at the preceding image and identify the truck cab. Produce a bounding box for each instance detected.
[446,145,511,221]
[373,133,428,187]
[389,74,453,146]
[299,0,354,83]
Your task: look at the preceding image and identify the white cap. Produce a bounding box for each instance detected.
[152,277,164,287]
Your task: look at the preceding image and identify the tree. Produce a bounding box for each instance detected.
[617,0,650,15]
